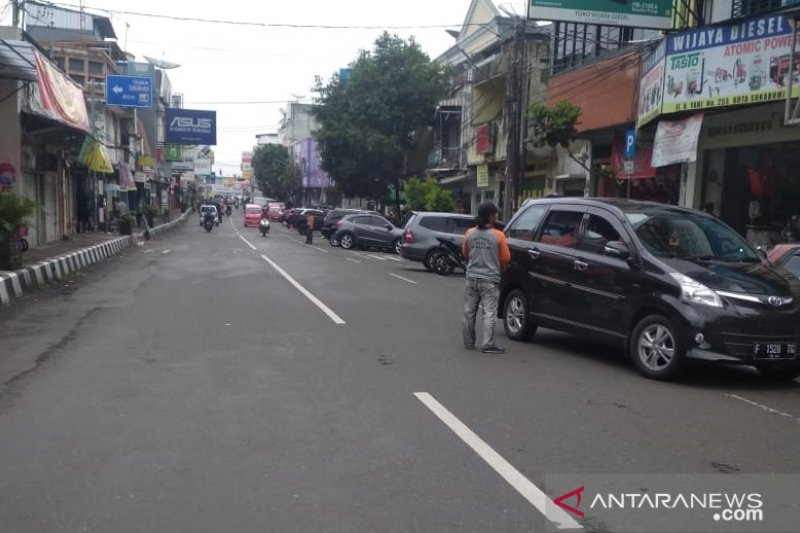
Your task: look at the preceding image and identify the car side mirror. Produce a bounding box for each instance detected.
[756,246,768,261]
[604,241,630,260]
[385,224,393,230]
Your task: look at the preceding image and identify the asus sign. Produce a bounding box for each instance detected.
[165,108,217,145]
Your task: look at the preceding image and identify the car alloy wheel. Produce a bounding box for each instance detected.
[330,235,340,247]
[631,315,684,380]
[503,289,536,341]
[638,325,675,372]
[339,233,354,250]
[393,238,402,255]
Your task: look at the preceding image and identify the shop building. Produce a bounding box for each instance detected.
[635,3,800,247]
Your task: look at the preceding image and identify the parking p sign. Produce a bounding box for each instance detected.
[624,129,636,159]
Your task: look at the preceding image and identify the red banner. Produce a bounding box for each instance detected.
[611,136,656,180]
[33,51,90,132]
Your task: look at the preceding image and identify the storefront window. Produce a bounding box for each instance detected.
[704,143,800,247]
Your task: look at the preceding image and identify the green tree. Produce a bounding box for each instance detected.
[403,177,430,211]
[425,186,455,212]
[313,32,450,206]
[527,100,590,173]
[252,144,301,201]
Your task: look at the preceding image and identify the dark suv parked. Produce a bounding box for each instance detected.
[400,212,477,271]
[500,198,800,381]
[322,209,372,245]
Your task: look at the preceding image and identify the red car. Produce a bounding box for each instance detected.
[267,202,285,221]
[243,204,263,227]
[768,244,800,279]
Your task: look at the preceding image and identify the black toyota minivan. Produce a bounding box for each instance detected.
[500,198,800,381]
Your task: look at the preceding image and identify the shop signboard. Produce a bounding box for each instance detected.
[651,113,704,168]
[637,40,667,128]
[477,164,489,187]
[165,108,217,145]
[663,14,800,115]
[528,0,673,30]
[612,137,656,179]
[163,145,182,162]
[194,158,212,176]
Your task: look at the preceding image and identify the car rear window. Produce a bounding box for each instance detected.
[451,217,476,234]
[246,207,261,215]
[419,216,449,232]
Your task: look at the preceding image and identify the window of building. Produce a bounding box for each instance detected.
[88,61,104,75]
[70,74,85,86]
[68,58,85,72]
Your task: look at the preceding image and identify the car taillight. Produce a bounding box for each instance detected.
[336,220,344,227]
[404,229,414,244]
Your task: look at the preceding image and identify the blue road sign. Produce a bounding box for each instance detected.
[105,75,152,108]
[624,129,636,159]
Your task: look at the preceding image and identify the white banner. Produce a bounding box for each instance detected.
[651,113,704,168]
[194,158,212,176]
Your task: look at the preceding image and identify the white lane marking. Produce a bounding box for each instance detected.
[384,255,403,262]
[281,235,330,253]
[389,273,418,285]
[260,254,345,325]
[161,249,172,255]
[368,254,388,261]
[414,392,583,531]
[239,235,257,251]
[346,257,362,264]
[726,394,800,424]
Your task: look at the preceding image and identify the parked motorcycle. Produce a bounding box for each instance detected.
[259,218,270,237]
[430,237,467,276]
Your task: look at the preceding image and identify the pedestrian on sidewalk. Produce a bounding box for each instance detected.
[305,211,315,244]
[462,202,510,354]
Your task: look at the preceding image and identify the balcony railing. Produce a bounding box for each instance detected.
[428,146,463,169]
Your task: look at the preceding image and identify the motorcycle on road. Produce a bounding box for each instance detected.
[429,237,467,276]
[259,218,270,237]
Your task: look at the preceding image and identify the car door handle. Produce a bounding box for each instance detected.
[527,248,541,259]
[573,260,589,272]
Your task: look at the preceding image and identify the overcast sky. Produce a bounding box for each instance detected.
[5,0,513,175]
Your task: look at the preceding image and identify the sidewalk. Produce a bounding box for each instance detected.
[0,210,192,305]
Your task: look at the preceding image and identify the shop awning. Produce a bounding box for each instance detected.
[0,39,38,82]
[23,50,90,133]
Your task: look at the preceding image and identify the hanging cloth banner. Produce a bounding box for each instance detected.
[651,113,704,168]
[33,51,90,132]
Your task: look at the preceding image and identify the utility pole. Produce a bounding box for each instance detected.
[503,16,525,221]
[11,0,22,28]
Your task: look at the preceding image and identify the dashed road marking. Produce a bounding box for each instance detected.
[414,392,583,531]
[389,273,417,285]
[260,254,345,325]
[368,254,388,261]
[726,394,800,424]
[384,255,403,262]
[239,235,257,251]
[346,257,362,264]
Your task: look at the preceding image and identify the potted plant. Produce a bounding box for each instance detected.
[0,192,36,270]
[118,212,136,235]
[140,205,159,227]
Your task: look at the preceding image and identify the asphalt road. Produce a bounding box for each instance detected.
[1,216,799,533]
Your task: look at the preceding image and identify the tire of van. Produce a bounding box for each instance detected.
[630,315,685,381]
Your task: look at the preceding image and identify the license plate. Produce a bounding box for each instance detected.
[753,342,797,360]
